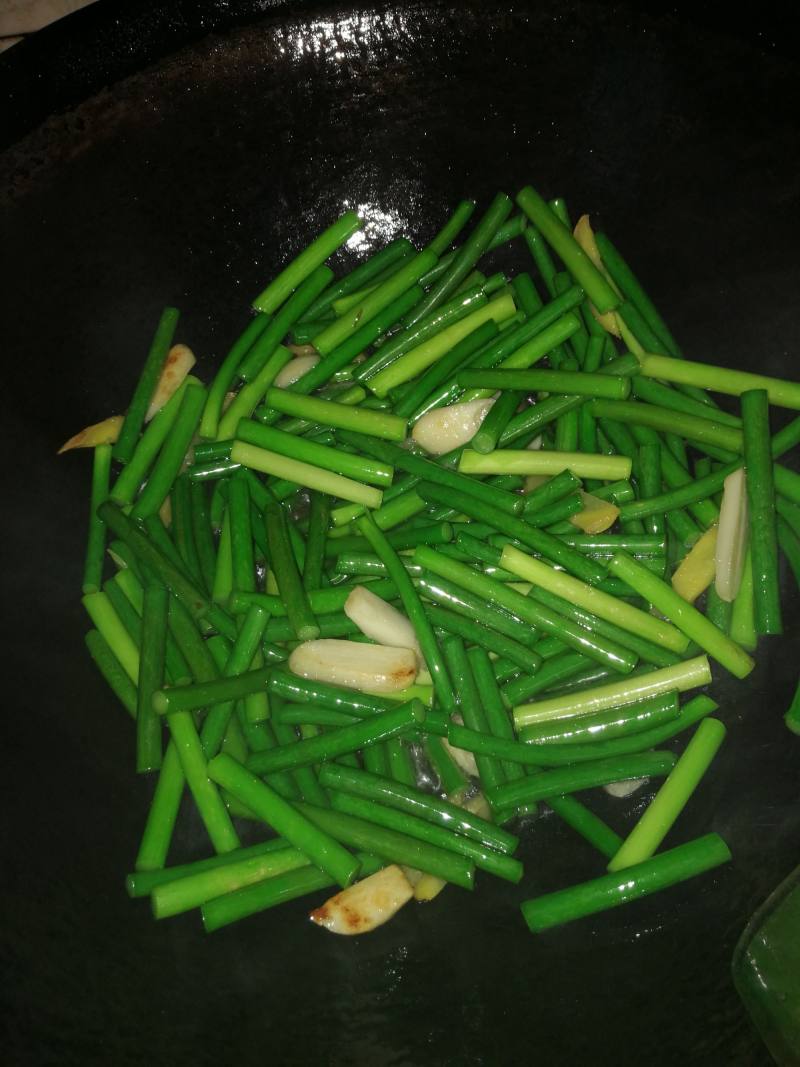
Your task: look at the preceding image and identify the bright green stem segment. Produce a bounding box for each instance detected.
[513,656,712,729]
[459,448,631,481]
[499,544,688,653]
[520,833,732,932]
[207,753,360,888]
[455,312,584,404]
[200,313,272,439]
[414,545,633,674]
[245,700,424,775]
[134,741,184,871]
[136,583,167,773]
[153,665,272,715]
[607,551,755,679]
[608,718,726,872]
[520,691,680,746]
[741,389,782,635]
[113,306,180,464]
[356,514,456,713]
[328,792,523,884]
[301,236,414,321]
[639,353,800,410]
[588,398,743,454]
[200,853,384,932]
[516,186,619,313]
[151,845,310,918]
[367,292,517,397]
[230,442,383,509]
[130,381,207,519]
[251,211,361,313]
[216,345,291,441]
[263,387,407,441]
[82,590,140,683]
[265,502,319,641]
[126,837,293,896]
[486,751,677,811]
[594,232,681,357]
[167,711,240,854]
[82,443,112,594]
[404,192,514,327]
[237,265,333,382]
[730,551,758,651]
[429,199,476,255]
[236,420,393,486]
[516,695,717,767]
[311,249,438,356]
[85,629,137,718]
[317,763,518,854]
[458,368,631,400]
[294,801,474,890]
[617,415,800,523]
[110,377,194,506]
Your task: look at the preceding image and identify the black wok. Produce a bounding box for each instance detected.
[2,2,798,1063]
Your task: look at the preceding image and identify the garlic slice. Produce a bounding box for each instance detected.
[58,414,123,453]
[672,524,718,604]
[146,343,196,421]
[289,639,417,693]
[274,353,320,388]
[715,468,748,602]
[569,491,620,534]
[442,716,479,778]
[309,865,413,934]
[412,397,494,455]
[344,586,423,664]
[412,789,491,902]
[604,777,648,798]
[573,214,623,337]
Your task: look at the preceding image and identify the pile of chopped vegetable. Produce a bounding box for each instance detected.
[66,184,800,936]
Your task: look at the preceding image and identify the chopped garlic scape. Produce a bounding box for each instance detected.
[604,777,649,798]
[287,343,318,358]
[145,343,196,421]
[344,586,423,664]
[672,524,718,604]
[58,414,124,453]
[274,353,320,388]
[412,397,495,455]
[309,865,413,934]
[288,639,417,693]
[569,491,619,534]
[573,214,623,337]
[715,468,749,602]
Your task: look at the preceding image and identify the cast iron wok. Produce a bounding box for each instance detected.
[2,2,799,1063]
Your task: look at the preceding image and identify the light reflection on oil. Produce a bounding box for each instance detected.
[342,200,406,252]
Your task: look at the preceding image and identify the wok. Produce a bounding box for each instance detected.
[2,2,799,1063]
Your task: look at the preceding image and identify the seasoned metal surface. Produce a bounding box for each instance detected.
[2,2,798,1063]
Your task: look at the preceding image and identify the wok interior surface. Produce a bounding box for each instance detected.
[2,2,799,1063]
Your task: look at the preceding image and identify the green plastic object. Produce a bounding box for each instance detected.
[732,865,800,1065]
